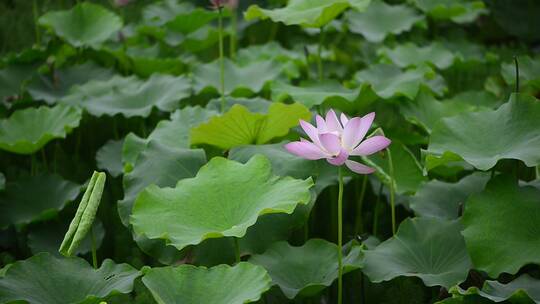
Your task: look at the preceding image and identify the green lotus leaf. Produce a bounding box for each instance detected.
[0,104,82,154]
[485,0,540,41]
[142,262,272,304]
[119,141,207,226]
[355,64,446,100]
[271,80,360,108]
[426,94,540,171]
[190,103,311,150]
[60,171,106,257]
[363,217,472,288]
[412,0,487,23]
[142,0,193,26]
[193,59,284,96]
[410,172,490,219]
[0,174,81,228]
[462,175,540,277]
[122,107,217,168]
[131,155,313,251]
[96,139,124,178]
[27,62,114,104]
[501,56,540,93]
[346,0,424,42]
[244,0,361,28]
[362,143,426,195]
[61,74,191,118]
[28,219,105,256]
[400,90,495,133]
[207,97,271,114]
[38,3,122,48]
[378,42,455,70]
[249,239,363,299]
[435,295,494,304]
[458,274,540,303]
[0,64,37,101]
[165,8,220,34]
[236,42,303,78]
[0,253,140,304]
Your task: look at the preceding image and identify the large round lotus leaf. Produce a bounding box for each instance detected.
[61,74,191,118]
[38,3,122,48]
[165,8,220,34]
[193,59,284,96]
[363,217,472,288]
[27,62,114,104]
[461,175,540,277]
[142,262,271,304]
[0,174,81,228]
[0,252,140,304]
[436,295,494,304]
[122,106,217,167]
[249,239,363,299]
[142,1,193,26]
[119,141,207,226]
[190,103,311,150]
[412,0,487,23]
[501,56,540,93]
[362,143,426,195]
[355,64,446,100]
[0,105,82,154]
[271,80,360,108]
[207,97,271,114]
[378,42,455,70]
[245,0,366,28]
[346,0,424,42]
[0,64,38,101]
[96,139,124,178]
[426,94,540,171]
[27,219,104,256]
[410,172,490,219]
[458,274,540,303]
[131,155,313,251]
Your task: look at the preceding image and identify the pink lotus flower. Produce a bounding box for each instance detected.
[285,110,391,174]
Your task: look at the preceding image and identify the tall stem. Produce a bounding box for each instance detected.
[317,26,325,81]
[373,183,383,236]
[90,227,98,269]
[354,175,368,235]
[234,237,241,264]
[230,7,238,60]
[218,8,226,113]
[387,148,396,235]
[32,0,41,45]
[337,166,344,304]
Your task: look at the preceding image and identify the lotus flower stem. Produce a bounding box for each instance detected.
[41,149,48,171]
[387,147,396,235]
[373,183,383,236]
[32,0,41,45]
[317,26,325,81]
[354,175,368,235]
[514,56,520,94]
[230,7,238,60]
[218,8,226,113]
[234,237,241,264]
[90,227,98,269]
[337,166,344,304]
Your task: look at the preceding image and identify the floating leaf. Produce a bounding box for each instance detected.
[346,0,424,42]
[0,174,80,228]
[362,143,426,195]
[0,253,139,304]
[355,64,446,100]
[191,103,311,150]
[410,173,490,219]
[131,155,313,251]
[27,62,114,104]
[96,139,124,178]
[271,80,360,108]
[61,74,191,118]
[412,0,487,23]
[60,171,106,257]
[245,0,363,28]
[462,175,540,277]
[249,239,363,299]
[28,219,105,256]
[193,59,283,96]
[142,262,271,304]
[0,105,81,154]
[363,217,472,288]
[38,3,122,48]
[458,274,540,304]
[378,42,455,70]
[426,94,540,171]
